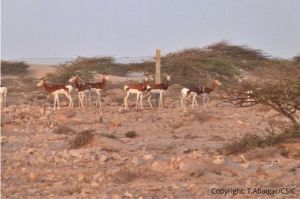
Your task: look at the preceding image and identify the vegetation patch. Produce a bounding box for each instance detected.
[125,131,137,138]
[1,61,30,75]
[222,125,300,155]
[69,129,95,149]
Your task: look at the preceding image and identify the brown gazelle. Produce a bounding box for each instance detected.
[68,75,91,108]
[124,73,152,110]
[86,73,110,107]
[146,74,171,108]
[37,77,74,109]
[181,79,221,111]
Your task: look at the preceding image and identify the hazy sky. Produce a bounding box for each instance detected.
[1,0,300,60]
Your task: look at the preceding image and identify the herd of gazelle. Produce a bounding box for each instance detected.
[1,73,221,111]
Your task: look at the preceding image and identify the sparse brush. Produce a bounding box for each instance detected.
[100,132,117,139]
[125,131,137,138]
[192,112,212,123]
[69,129,95,149]
[52,125,76,135]
[222,125,300,155]
[112,166,139,183]
[1,61,30,75]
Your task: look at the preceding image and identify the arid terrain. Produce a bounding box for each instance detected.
[1,62,299,199]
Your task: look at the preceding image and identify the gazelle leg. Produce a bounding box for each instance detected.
[203,94,207,110]
[53,95,56,109]
[98,91,102,107]
[159,91,163,109]
[65,92,73,108]
[194,96,199,107]
[147,94,153,109]
[88,91,91,106]
[78,93,81,108]
[135,93,139,109]
[4,92,6,107]
[82,93,85,109]
[57,95,60,109]
[124,92,130,110]
[140,94,144,109]
[183,99,187,112]
[180,97,183,109]
[192,95,195,110]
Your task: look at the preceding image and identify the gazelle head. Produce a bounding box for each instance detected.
[164,74,171,81]
[143,71,153,82]
[37,76,47,87]
[68,75,79,83]
[214,80,222,86]
[103,73,110,80]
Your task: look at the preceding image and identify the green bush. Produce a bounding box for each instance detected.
[1,61,30,75]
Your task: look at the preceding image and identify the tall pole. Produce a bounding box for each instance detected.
[155,49,161,84]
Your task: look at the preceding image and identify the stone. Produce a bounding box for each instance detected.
[111,152,122,160]
[132,156,143,166]
[112,194,122,199]
[29,172,37,181]
[124,191,133,198]
[212,156,225,165]
[143,154,154,160]
[100,155,109,162]
[77,173,85,182]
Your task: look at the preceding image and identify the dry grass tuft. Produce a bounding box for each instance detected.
[52,125,76,135]
[100,132,117,139]
[222,125,300,155]
[112,166,139,183]
[69,130,95,149]
[192,112,212,123]
[125,131,137,138]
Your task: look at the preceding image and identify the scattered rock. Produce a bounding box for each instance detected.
[124,191,133,198]
[143,154,154,160]
[99,155,109,162]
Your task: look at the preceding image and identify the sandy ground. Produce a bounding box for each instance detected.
[1,66,299,198]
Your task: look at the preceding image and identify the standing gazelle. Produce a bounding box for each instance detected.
[124,73,152,110]
[68,75,91,108]
[146,74,171,108]
[0,86,8,108]
[86,73,110,107]
[37,77,74,109]
[181,79,221,111]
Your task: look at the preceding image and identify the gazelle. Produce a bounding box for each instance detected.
[124,73,152,110]
[181,79,221,111]
[146,74,171,108]
[37,77,74,109]
[0,86,8,108]
[68,75,92,108]
[86,73,110,107]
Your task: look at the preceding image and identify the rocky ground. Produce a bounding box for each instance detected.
[1,75,300,199]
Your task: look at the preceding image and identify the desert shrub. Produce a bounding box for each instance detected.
[52,125,76,135]
[222,125,300,155]
[45,56,134,83]
[69,129,95,149]
[100,132,117,139]
[112,166,139,183]
[1,61,30,75]
[125,131,137,138]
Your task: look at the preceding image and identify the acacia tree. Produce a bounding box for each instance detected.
[223,64,300,126]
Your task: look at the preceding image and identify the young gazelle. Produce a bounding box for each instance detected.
[181,79,221,111]
[86,73,110,107]
[146,74,171,109]
[124,73,152,110]
[68,75,91,108]
[37,77,74,109]
[0,86,8,108]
